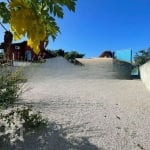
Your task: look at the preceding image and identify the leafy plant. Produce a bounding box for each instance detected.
[0,0,76,54]
[134,48,150,66]
[64,51,84,62]
[17,106,48,129]
[0,68,48,144]
[0,106,48,143]
[0,68,24,108]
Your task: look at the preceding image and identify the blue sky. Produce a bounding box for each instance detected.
[1,0,150,58]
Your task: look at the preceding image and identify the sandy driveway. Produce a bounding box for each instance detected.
[20,57,150,150]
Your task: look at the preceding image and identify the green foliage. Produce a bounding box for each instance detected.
[55,49,65,56]
[0,68,48,143]
[0,0,76,41]
[45,49,85,61]
[17,106,48,129]
[50,50,58,57]
[64,51,84,61]
[46,49,63,57]
[43,0,76,18]
[134,48,150,66]
[0,69,23,108]
[0,106,48,143]
[0,2,10,23]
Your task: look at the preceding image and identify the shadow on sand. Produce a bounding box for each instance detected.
[0,122,104,150]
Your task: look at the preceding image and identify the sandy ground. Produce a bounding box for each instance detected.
[14,57,150,150]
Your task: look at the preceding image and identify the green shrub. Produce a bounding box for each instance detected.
[0,68,24,108]
[0,68,48,144]
[134,48,150,66]
[17,106,48,129]
[64,51,84,62]
[0,106,48,143]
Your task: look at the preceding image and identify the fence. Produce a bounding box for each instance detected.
[114,49,132,63]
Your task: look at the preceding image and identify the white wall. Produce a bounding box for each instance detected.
[0,49,4,54]
[140,61,150,91]
[77,58,132,79]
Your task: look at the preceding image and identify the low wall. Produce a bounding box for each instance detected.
[76,58,132,79]
[140,61,150,91]
[113,59,132,79]
[13,61,31,67]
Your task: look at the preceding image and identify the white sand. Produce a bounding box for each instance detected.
[20,57,150,150]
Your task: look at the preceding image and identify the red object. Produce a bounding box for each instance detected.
[9,40,46,61]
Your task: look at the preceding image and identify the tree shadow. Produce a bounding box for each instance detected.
[0,122,104,150]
